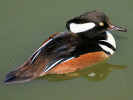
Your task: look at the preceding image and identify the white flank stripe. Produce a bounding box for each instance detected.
[61,57,75,63]
[44,59,63,72]
[99,44,114,55]
[31,50,41,63]
[32,39,53,57]
[31,39,53,62]
[70,22,95,33]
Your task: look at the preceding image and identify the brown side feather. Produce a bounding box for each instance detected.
[48,51,109,74]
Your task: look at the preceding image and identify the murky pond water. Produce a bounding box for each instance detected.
[0,0,133,100]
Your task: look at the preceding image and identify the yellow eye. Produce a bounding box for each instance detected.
[99,22,104,26]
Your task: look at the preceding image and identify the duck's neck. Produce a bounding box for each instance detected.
[78,31,116,55]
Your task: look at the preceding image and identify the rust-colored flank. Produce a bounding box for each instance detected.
[48,51,109,74]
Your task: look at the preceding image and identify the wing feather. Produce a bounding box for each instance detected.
[30,31,101,73]
[44,56,75,72]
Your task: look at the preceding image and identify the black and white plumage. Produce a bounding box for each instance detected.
[30,30,116,73]
[4,10,127,84]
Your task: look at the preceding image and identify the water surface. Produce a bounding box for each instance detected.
[0,0,133,100]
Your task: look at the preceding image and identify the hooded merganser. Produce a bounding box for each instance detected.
[4,10,127,84]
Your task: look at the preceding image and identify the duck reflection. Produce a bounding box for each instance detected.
[38,61,126,82]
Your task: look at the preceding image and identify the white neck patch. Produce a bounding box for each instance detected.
[99,31,116,55]
[99,44,115,55]
[69,22,95,33]
[105,31,116,48]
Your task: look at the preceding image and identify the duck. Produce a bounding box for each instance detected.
[4,10,127,84]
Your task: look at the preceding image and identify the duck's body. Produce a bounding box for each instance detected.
[4,10,126,84]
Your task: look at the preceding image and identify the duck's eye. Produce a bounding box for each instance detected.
[99,22,104,26]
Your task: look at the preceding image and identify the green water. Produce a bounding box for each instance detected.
[0,0,133,100]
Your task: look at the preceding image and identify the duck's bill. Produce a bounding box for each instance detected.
[110,25,127,32]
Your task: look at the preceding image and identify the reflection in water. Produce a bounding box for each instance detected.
[38,61,126,82]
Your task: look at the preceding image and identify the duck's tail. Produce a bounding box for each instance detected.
[3,70,36,84]
[3,58,46,84]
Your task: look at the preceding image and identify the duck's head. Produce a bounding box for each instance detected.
[66,10,127,37]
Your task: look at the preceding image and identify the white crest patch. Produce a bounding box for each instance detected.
[70,22,95,33]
